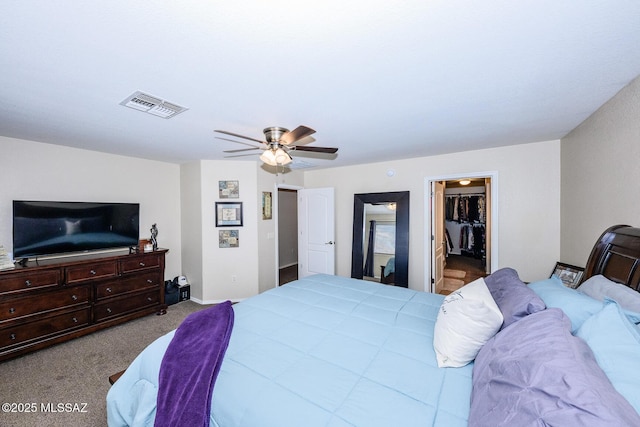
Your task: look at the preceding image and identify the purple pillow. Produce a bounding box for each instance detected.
[483,267,545,329]
[469,308,640,427]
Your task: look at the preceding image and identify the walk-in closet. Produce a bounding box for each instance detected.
[441,178,491,294]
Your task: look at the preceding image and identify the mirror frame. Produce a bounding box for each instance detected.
[351,191,410,287]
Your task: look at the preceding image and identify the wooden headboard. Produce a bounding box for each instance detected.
[583,225,640,291]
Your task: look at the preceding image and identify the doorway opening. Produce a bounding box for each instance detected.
[276,187,299,286]
[425,172,498,294]
[275,186,336,288]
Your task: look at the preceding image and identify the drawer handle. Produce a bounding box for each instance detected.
[106,308,112,314]
[90,270,97,275]
[106,287,112,293]
[10,333,16,340]
[72,295,78,301]
[72,317,78,323]
[9,308,15,314]
[139,262,146,267]
[147,297,153,302]
[25,280,32,287]
[147,279,153,284]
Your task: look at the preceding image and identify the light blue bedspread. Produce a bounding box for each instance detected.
[107,274,472,426]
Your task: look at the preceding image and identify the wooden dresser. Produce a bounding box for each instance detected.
[0,249,168,362]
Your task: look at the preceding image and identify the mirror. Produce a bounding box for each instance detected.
[351,191,409,287]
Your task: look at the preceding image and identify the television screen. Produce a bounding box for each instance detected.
[13,201,140,258]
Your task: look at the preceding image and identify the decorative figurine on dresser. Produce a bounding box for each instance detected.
[150,223,159,251]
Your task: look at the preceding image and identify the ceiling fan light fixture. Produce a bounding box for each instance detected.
[260,148,292,166]
[215,125,335,168]
[274,148,292,165]
[259,150,276,165]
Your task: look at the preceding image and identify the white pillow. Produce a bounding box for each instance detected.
[433,278,503,368]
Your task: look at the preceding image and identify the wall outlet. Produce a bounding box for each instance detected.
[231,275,237,283]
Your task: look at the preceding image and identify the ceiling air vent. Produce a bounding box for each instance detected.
[120,91,188,119]
[287,159,317,169]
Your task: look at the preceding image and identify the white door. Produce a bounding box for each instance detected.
[432,181,445,293]
[298,187,335,278]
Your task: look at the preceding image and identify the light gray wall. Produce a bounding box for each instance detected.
[179,161,203,300]
[561,75,640,266]
[0,136,306,301]
[198,160,260,302]
[1,131,573,295]
[304,140,561,289]
[0,136,182,279]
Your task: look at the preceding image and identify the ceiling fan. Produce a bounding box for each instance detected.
[214,125,338,166]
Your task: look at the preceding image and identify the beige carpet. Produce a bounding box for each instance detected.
[0,300,208,427]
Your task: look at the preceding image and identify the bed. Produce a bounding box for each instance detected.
[107,225,640,426]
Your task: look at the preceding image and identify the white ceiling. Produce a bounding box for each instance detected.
[2,1,640,170]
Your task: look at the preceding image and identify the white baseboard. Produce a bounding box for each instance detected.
[188,296,246,305]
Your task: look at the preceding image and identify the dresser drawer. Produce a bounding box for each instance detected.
[95,272,160,300]
[0,286,90,323]
[0,269,61,295]
[119,254,161,274]
[0,308,90,348]
[94,290,160,322]
[65,261,117,284]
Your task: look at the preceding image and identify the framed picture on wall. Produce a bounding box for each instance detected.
[215,202,243,227]
[262,192,272,220]
[219,180,239,198]
[551,262,584,288]
[219,230,239,248]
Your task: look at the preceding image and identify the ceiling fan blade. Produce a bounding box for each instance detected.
[224,147,262,153]
[224,153,260,158]
[292,136,316,146]
[215,136,263,149]
[215,129,266,145]
[294,146,338,154]
[280,125,316,145]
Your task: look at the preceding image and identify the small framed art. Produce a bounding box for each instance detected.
[219,230,239,248]
[219,180,239,199]
[550,262,584,288]
[215,202,243,227]
[262,192,272,220]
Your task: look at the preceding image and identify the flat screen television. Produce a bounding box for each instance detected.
[13,201,140,259]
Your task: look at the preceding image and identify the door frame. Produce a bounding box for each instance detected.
[274,183,303,287]
[424,171,499,293]
[432,181,445,294]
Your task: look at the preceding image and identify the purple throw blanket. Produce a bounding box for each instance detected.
[155,301,234,427]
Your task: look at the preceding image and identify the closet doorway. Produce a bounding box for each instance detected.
[426,172,498,294]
